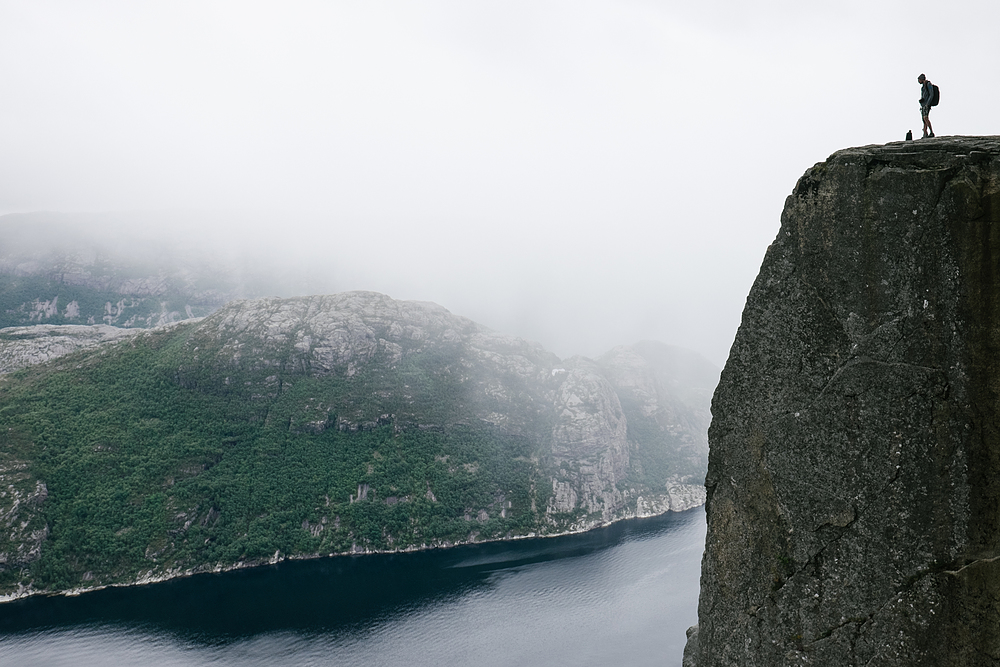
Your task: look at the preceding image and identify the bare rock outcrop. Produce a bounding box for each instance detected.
[547,358,629,520]
[0,324,141,374]
[692,137,1000,666]
[599,340,714,466]
[177,293,676,524]
[169,294,716,527]
[0,461,48,575]
[0,321,200,374]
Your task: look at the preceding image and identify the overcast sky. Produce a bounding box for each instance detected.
[2,1,997,366]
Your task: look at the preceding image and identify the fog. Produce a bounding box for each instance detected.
[2,1,997,366]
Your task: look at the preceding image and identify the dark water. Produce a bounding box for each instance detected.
[0,508,705,667]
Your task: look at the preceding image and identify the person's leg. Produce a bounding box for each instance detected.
[922,111,931,137]
[926,112,934,137]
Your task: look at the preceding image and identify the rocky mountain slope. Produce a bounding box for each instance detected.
[0,291,714,600]
[688,137,1000,666]
[0,324,153,374]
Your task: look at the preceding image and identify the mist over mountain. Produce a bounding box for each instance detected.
[0,210,739,365]
[0,212,329,329]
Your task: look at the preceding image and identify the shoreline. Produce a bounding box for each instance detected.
[0,494,705,605]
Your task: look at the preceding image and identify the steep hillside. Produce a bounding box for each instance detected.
[0,291,712,599]
[689,137,1000,666]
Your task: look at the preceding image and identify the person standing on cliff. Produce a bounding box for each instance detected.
[918,73,935,138]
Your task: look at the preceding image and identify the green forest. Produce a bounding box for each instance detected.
[0,273,217,329]
[0,323,553,593]
[0,295,709,598]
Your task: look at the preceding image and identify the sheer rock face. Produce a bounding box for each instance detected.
[599,341,715,462]
[693,137,1000,666]
[547,358,629,519]
[0,466,48,574]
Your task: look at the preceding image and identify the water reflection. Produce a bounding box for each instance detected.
[0,508,706,667]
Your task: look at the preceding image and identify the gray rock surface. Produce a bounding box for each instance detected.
[179,292,708,529]
[599,340,714,465]
[692,137,1000,666]
[0,468,48,575]
[547,357,630,519]
[0,324,144,374]
[683,624,699,667]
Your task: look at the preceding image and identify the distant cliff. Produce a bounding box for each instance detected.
[689,137,1000,666]
[0,212,309,329]
[0,291,713,600]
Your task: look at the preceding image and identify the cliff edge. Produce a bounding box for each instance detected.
[692,137,1000,666]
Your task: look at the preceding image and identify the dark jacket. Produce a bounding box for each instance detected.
[920,80,933,108]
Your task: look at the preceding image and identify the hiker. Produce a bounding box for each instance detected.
[918,74,935,138]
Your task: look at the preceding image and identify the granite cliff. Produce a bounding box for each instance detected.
[0,291,712,600]
[688,137,1000,666]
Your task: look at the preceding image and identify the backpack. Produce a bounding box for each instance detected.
[930,83,940,106]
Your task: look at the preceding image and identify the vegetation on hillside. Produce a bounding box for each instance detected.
[0,274,217,329]
[0,299,709,598]
[0,323,546,593]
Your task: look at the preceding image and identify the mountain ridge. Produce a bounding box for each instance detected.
[0,290,713,601]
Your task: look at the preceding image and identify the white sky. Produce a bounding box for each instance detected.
[1,0,997,366]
